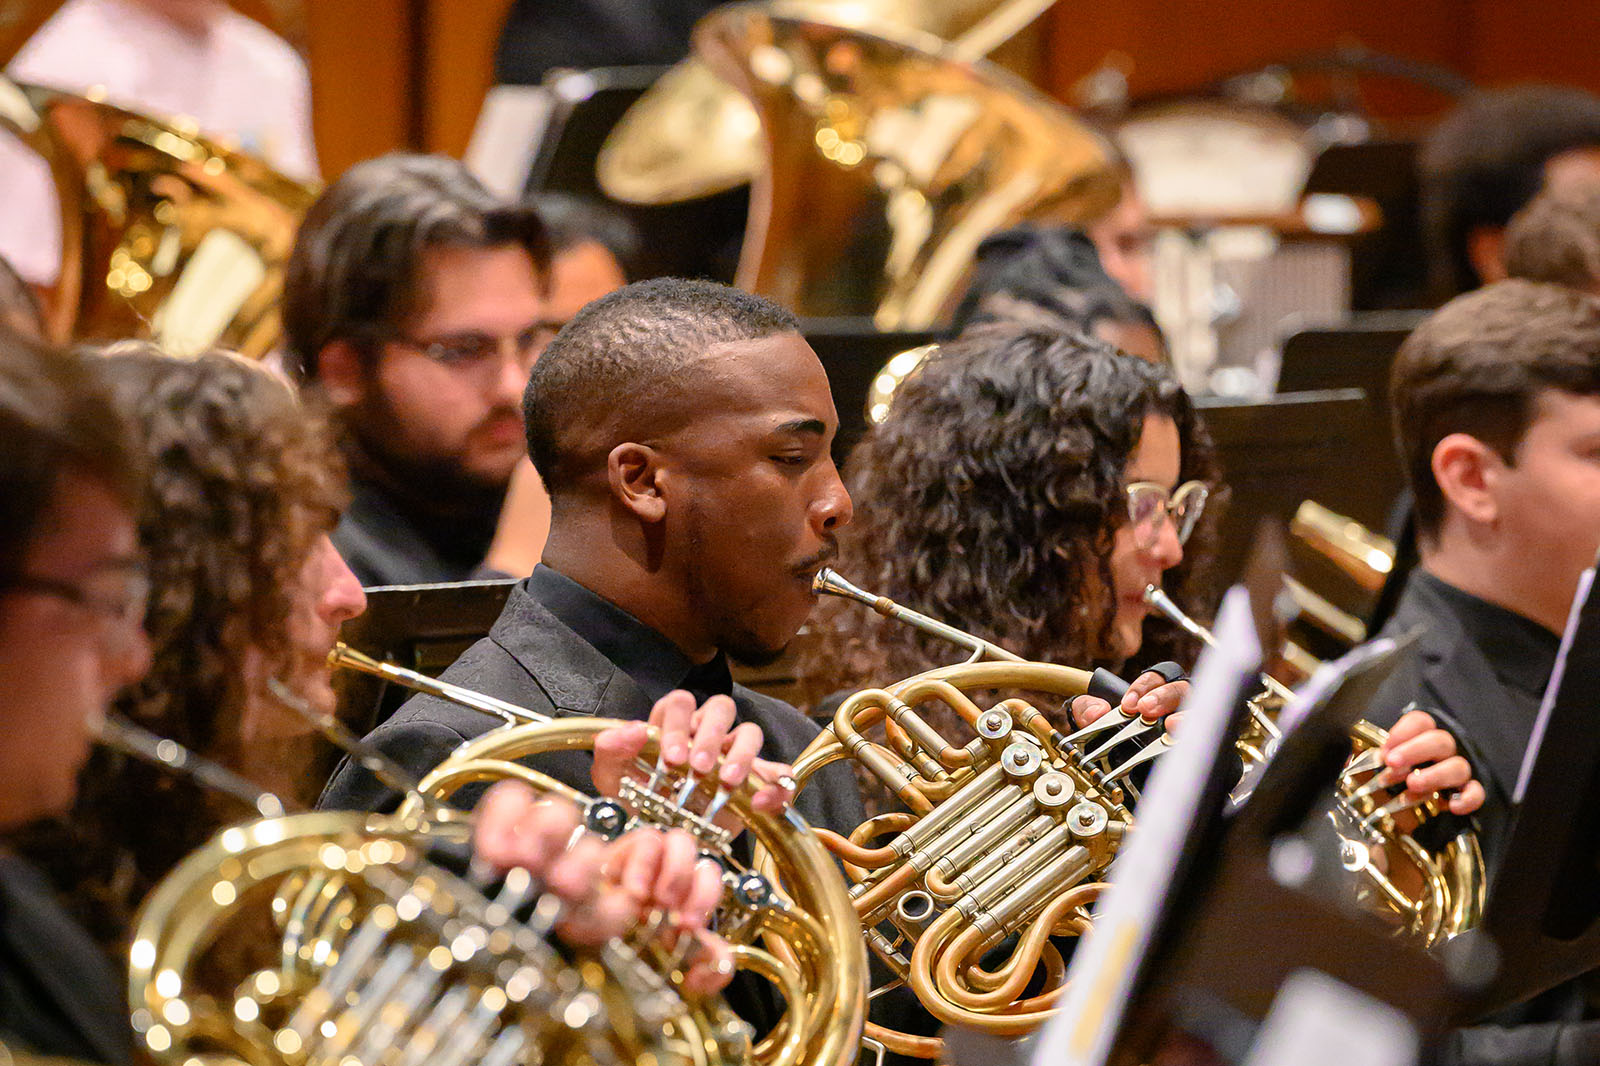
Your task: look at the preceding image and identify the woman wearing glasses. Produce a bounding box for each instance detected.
[801,322,1482,814]
[803,324,1214,723]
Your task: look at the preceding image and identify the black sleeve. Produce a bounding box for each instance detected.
[316,718,470,813]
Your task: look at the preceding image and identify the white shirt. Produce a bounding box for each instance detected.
[0,0,318,283]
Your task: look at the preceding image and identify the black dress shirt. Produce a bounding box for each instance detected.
[0,855,131,1063]
[332,472,505,588]
[1369,568,1600,1066]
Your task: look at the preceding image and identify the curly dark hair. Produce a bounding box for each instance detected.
[799,323,1221,724]
[21,346,347,949]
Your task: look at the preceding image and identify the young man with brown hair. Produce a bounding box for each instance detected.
[1374,278,1600,1066]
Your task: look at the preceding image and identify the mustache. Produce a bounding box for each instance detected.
[793,540,839,574]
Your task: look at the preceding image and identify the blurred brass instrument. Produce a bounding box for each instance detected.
[1141,583,1483,945]
[1292,499,1397,595]
[327,643,870,1066]
[597,0,1056,205]
[788,568,1482,1056]
[101,714,744,1066]
[692,2,1121,327]
[0,76,314,357]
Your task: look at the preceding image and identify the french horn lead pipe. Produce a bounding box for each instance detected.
[1141,584,1294,720]
[95,714,286,818]
[328,641,549,726]
[812,568,1022,664]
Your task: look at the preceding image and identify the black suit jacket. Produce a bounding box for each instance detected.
[0,855,130,1063]
[1367,573,1530,869]
[1368,573,1600,1066]
[318,580,865,838]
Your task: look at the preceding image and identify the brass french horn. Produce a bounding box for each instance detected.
[774,568,1482,1057]
[0,76,314,357]
[327,644,870,1066]
[105,709,782,1066]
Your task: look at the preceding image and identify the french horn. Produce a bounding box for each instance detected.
[0,76,314,357]
[105,695,845,1066]
[326,643,870,1066]
[775,568,1482,1057]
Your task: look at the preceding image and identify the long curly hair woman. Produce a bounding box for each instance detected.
[800,323,1222,718]
[23,347,366,949]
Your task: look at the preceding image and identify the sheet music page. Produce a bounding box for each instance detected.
[1032,586,1261,1066]
[1241,968,1419,1066]
[1514,562,1597,802]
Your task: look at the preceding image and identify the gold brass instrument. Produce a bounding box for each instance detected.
[1292,499,1397,595]
[786,568,1483,1056]
[597,0,1056,205]
[693,2,1121,327]
[326,643,870,1066]
[773,569,1132,1056]
[1141,583,1483,945]
[100,712,773,1066]
[0,76,315,357]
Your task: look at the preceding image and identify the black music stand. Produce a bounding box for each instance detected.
[1195,389,1370,588]
[801,319,940,466]
[1275,313,1424,528]
[333,580,517,734]
[514,65,747,281]
[1448,565,1600,1018]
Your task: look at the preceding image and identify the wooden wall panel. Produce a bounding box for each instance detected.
[286,0,1600,182]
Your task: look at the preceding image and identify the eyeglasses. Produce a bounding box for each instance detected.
[389,320,561,375]
[1124,480,1209,550]
[6,565,150,644]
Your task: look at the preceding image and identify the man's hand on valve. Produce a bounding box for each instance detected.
[591,690,798,833]
[472,780,737,996]
[1378,708,1484,816]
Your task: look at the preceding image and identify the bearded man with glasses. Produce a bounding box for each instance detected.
[282,153,562,587]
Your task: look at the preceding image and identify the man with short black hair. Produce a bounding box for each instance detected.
[1374,280,1600,854]
[1505,183,1600,296]
[283,153,557,586]
[1372,280,1600,1066]
[322,278,860,821]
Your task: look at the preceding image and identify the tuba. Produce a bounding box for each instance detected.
[692,2,1121,328]
[0,76,314,357]
[780,568,1482,1056]
[325,643,870,1066]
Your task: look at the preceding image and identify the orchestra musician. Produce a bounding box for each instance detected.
[803,324,1484,821]
[0,337,743,1059]
[281,153,558,587]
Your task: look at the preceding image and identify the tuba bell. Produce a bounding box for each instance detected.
[692,2,1122,328]
[775,568,1483,1057]
[0,76,315,357]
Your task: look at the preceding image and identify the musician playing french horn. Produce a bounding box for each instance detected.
[802,322,1485,820]
[0,336,743,1062]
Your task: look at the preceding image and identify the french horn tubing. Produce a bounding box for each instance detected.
[1140,583,1484,944]
[325,643,870,1066]
[771,568,1483,1058]
[99,713,753,1066]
